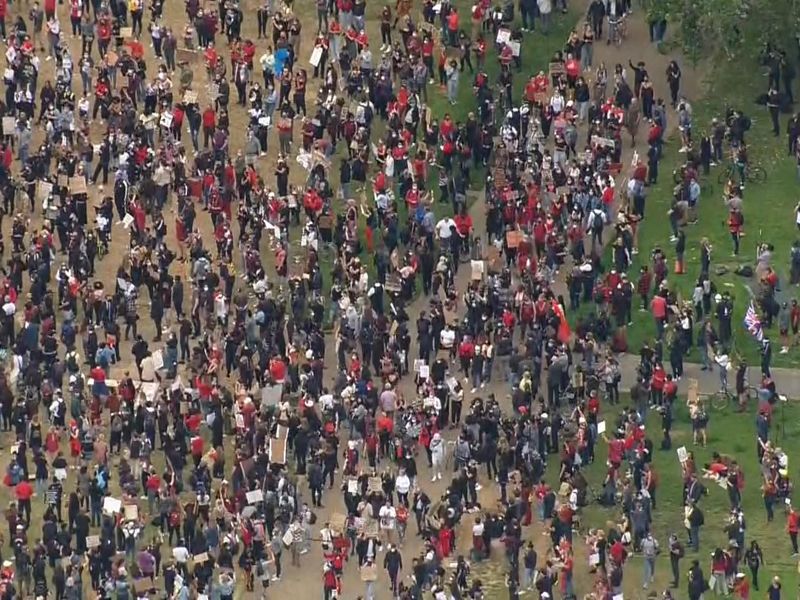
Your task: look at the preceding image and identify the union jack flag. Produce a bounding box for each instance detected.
[744,301,763,342]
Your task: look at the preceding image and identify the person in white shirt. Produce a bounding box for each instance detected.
[395,469,411,506]
[440,325,456,350]
[214,292,228,330]
[378,501,396,544]
[715,350,731,393]
[436,217,455,241]
[430,433,445,481]
[172,542,190,565]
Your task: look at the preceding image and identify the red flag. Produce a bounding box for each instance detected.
[551,300,571,344]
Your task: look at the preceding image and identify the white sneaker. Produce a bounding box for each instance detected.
[470,388,477,393]
[432,476,437,482]
[781,347,789,354]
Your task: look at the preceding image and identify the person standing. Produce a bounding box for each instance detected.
[767,87,781,136]
[744,541,763,590]
[383,544,403,595]
[767,576,782,600]
[666,60,682,107]
[668,533,684,588]
[687,559,707,600]
[522,541,537,589]
[641,531,659,588]
[786,504,799,555]
[445,59,459,105]
[761,337,773,378]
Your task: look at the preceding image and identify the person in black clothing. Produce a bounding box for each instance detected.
[767,88,781,136]
[744,541,764,590]
[761,337,772,378]
[383,544,403,594]
[668,533,683,587]
[46,476,63,523]
[666,60,682,107]
[768,576,782,600]
[308,457,324,507]
[687,559,708,600]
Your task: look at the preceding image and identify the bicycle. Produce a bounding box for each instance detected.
[709,389,732,411]
[716,161,767,185]
[708,385,760,411]
[608,15,627,45]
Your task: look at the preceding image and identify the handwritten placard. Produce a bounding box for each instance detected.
[246,490,264,504]
[69,176,87,195]
[1,117,15,135]
[103,496,122,514]
[36,181,53,203]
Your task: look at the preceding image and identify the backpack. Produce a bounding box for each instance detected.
[590,210,603,231]
[672,541,685,558]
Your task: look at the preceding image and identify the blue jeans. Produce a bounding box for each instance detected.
[643,557,655,585]
[540,11,551,33]
[689,525,700,551]
[524,567,536,588]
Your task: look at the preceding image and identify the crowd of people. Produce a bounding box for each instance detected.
[0,0,793,596]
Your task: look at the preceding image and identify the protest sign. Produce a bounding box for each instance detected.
[246,490,264,504]
[103,497,122,514]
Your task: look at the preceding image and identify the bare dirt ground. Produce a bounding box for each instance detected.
[0,0,707,597]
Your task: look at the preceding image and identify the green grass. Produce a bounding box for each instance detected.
[475,394,800,598]
[586,31,800,367]
[576,395,800,594]
[314,7,580,307]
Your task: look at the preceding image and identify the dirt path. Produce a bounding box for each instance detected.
[287,9,709,600]
[0,0,706,598]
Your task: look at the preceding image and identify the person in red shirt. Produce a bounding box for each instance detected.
[145,469,161,513]
[446,8,459,46]
[787,506,799,554]
[728,207,744,255]
[15,479,33,525]
[458,336,475,378]
[609,537,627,565]
[650,363,666,405]
[202,106,217,147]
[733,573,750,600]
[603,432,624,468]
[650,294,667,337]
[190,435,204,467]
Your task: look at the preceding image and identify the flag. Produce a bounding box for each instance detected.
[744,301,763,342]
[551,300,571,344]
